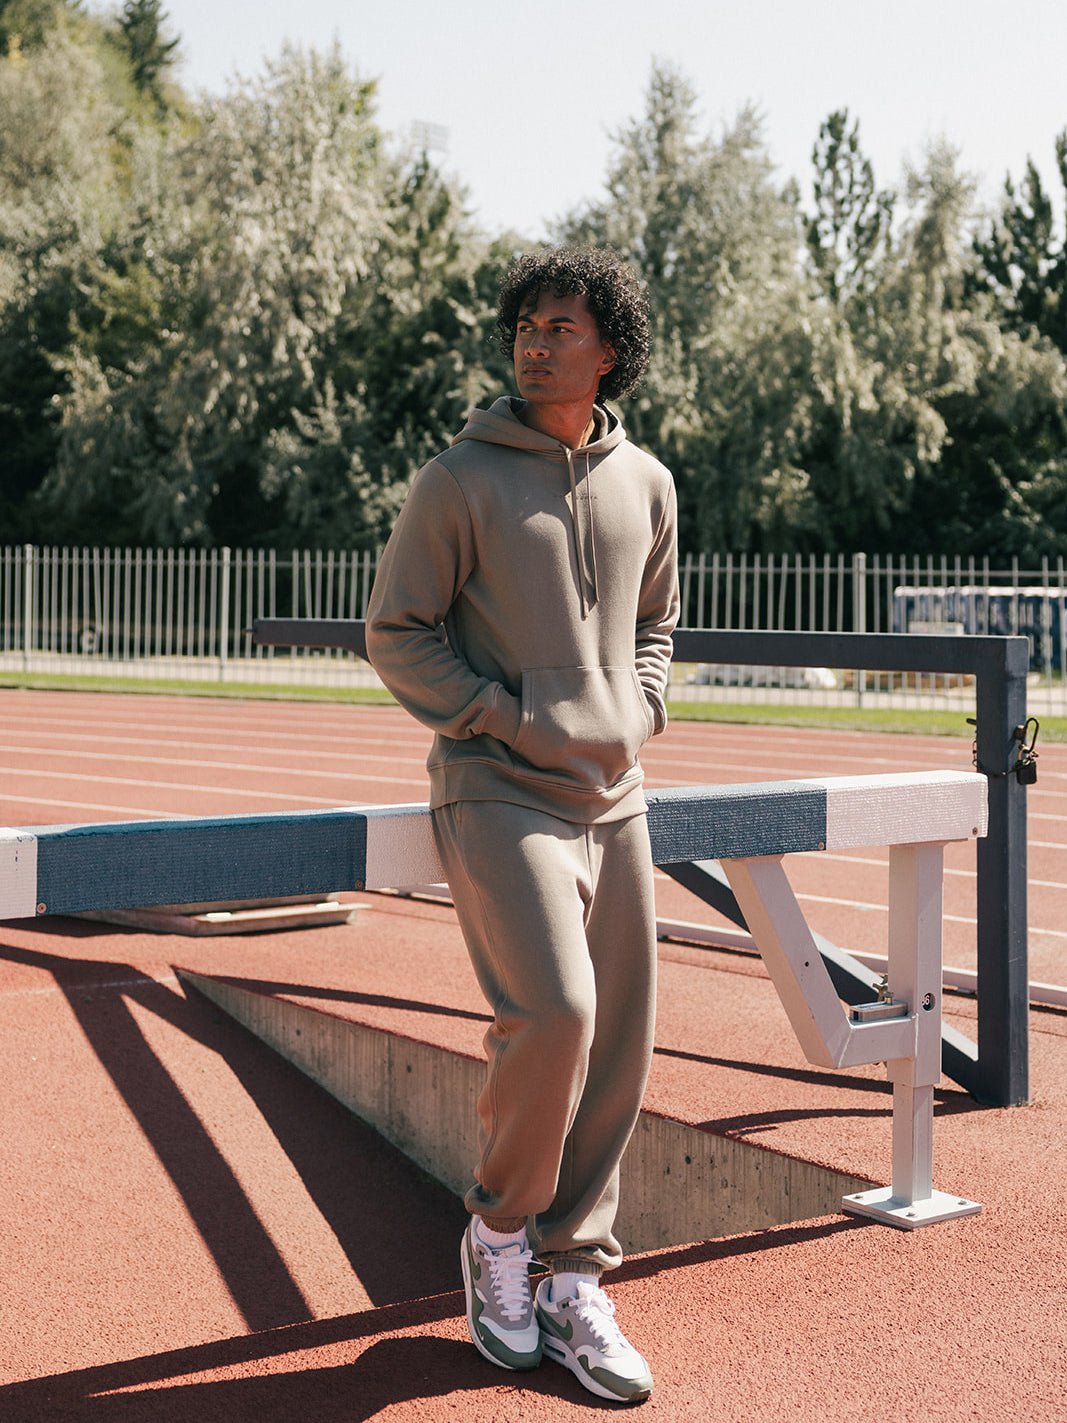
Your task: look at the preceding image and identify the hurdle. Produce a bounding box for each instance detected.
[253,617,1032,1107]
[1,769,986,1228]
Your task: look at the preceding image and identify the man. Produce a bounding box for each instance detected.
[366,247,678,1404]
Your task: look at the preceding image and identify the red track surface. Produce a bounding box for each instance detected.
[0,689,1064,1420]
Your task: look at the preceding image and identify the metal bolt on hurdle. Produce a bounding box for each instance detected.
[724,841,982,1230]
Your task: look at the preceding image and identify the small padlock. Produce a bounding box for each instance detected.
[1016,754,1038,785]
[1013,717,1039,785]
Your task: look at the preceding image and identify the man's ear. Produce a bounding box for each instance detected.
[599,343,617,374]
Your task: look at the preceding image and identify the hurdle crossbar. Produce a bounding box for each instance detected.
[1,770,987,1228]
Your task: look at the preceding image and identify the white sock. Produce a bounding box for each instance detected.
[475,1219,527,1249]
[550,1271,600,1302]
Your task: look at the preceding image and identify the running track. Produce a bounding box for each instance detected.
[1,689,1065,1420]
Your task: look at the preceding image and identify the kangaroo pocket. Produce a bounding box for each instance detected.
[511,666,653,789]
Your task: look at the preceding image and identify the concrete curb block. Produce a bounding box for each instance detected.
[179,969,872,1252]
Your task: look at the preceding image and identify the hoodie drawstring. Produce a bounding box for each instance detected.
[566,448,599,617]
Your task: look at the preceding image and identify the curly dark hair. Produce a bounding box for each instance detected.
[495,247,651,402]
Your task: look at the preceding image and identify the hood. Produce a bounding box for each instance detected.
[451,395,625,456]
[451,397,625,615]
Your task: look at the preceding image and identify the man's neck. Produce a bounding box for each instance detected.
[516,398,597,450]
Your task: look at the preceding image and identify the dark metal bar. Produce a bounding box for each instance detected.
[672,627,1023,675]
[972,637,1031,1104]
[251,617,366,657]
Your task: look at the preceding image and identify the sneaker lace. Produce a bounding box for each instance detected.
[573,1288,628,1351]
[484,1243,534,1322]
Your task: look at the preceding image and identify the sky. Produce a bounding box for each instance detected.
[155,0,1067,239]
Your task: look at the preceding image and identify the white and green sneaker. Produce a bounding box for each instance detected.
[535,1276,653,1403]
[460,1220,542,1371]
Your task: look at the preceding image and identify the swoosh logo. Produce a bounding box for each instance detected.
[543,1311,573,1343]
[468,1238,482,1283]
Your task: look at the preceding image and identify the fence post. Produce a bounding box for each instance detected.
[219,547,231,682]
[22,543,34,672]
[852,552,867,707]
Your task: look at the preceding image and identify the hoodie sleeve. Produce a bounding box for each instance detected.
[635,477,680,736]
[365,460,523,745]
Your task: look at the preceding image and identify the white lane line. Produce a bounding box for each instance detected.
[650,751,959,777]
[0,768,429,803]
[792,850,1066,893]
[659,880,987,925]
[0,706,360,726]
[0,794,190,817]
[0,721,429,754]
[0,746,429,779]
[793,890,964,920]
[794,891,1067,938]
[0,733,430,762]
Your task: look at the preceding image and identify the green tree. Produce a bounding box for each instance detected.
[887,143,1067,557]
[39,44,385,543]
[118,0,179,116]
[0,16,140,536]
[261,154,502,547]
[0,0,81,55]
[798,121,948,551]
[806,109,894,309]
[561,62,818,552]
[37,44,501,548]
[972,134,1067,353]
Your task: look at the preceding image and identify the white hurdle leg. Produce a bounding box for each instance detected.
[843,842,982,1228]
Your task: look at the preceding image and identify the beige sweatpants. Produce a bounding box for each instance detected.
[431,799,657,1274]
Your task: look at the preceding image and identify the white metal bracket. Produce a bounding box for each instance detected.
[723,843,981,1229]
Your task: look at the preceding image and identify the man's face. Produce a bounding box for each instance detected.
[513,289,616,409]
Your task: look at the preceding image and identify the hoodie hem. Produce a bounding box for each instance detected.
[429,761,648,826]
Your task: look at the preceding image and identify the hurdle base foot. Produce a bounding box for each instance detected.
[75,896,358,937]
[842,1187,982,1229]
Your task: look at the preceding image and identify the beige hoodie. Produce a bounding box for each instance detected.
[365,396,679,823]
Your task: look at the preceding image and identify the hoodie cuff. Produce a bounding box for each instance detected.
[644,688,668,736]
[487,686,522,746]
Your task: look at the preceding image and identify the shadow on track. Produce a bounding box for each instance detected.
[0,930,467,1333]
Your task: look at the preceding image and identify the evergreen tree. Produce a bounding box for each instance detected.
[806,109,893,309]
[801,112,911,550]
[118,0,178,115]
[972,134,1067,353]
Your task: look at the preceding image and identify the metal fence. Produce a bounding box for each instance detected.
[2,543,1065,709]
[679,550,1067,655]
[0,544,380,685]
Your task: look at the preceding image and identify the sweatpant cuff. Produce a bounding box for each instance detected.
[546,1257,604,1277]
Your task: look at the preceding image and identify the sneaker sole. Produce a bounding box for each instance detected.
[460,1232,542,1372]
[540,1328,653,1403]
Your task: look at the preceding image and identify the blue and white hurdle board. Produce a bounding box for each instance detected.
[1,769,987,1228]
